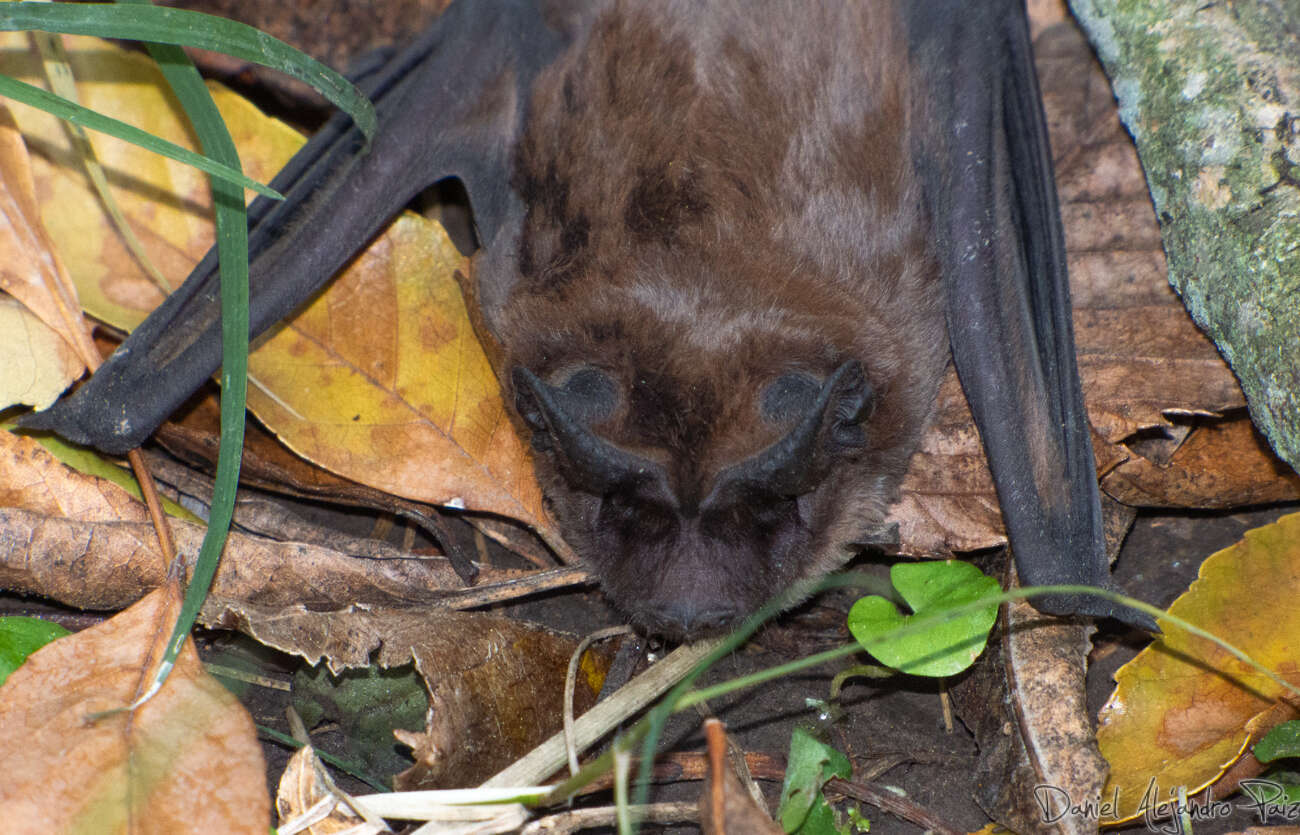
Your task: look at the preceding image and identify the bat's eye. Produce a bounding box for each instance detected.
[760,367,873,449]
[553,367,619,424]
[514,365,617,441]
[511,365,664,496]
[760,372,822,423]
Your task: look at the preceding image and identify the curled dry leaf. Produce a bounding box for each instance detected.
[0,32,556,548]
[275,745,369,834]
[1103,416,1300,508]
[1097,512,1300,823]
[0,429,484,611]
[0,581,269,834]
[951,594,1105,834]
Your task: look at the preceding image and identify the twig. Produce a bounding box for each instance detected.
[825,777,964,835]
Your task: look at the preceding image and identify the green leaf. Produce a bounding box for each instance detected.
[292,662,425,781]
[778,728,852,833]
[1240,776,1300,808]
[0,2,374,138]
[847,561,999,677]
[1255,721,1300,763]
[797,796,851,835]
[0,74,280,197]
[0,616,70,687]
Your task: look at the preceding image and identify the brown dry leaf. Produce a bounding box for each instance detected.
[0,426,149,521]
[1097,512,1300,823]
[201,600,610,789]
[398,615,610,789]
[274,745,370,834]
[1103,416,1300,508]
[1,506,486,611]
[0,581,270,833]
[0,32,555,547]
[888,15,1253,556]
[0,429,486,612]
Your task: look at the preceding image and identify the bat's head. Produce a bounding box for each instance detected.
[497,262,946,639]
[512,358,874,637]
[476,0,946,637]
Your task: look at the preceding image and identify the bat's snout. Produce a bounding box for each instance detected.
[633,597,741,640]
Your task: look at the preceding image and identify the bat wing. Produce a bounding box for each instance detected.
[904,2,1148,626]
[22,0,572,454]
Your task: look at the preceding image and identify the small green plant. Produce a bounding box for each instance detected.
[1244,721,1300,806]
[777,728,862,835]
[847,560,1000,677]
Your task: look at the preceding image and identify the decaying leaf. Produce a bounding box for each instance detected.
[1098,512,1300,823]
[0,581,270,833]
[199,600,610,789]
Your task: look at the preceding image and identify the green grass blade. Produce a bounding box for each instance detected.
[0,73,280,198]
[116,2,249,701]
[0,2,375,138]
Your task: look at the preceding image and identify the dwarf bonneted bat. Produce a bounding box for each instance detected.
[24,0,1147,635]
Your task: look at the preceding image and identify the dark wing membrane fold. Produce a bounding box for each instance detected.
[903,0,1149,626]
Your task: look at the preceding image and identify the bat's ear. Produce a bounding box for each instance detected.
[711,360,873,503]
[511,366,659,495]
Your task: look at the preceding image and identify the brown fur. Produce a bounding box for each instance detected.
[473,0,948,635]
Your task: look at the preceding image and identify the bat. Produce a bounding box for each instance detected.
[23,0,1147,636]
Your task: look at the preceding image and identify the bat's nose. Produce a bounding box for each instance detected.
[642,599,739,638]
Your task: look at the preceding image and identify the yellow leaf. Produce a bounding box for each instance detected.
[0,294,81,410]
[1097,512,1300,823]
[0,33,553,542]
[0,102,96,377]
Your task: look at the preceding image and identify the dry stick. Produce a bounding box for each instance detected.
[483,638,723,788]
[127,448,176,561]
[441,565,592,609]
[568,751,785,797]
[704,719,727,834]
[519,802,699,834]
[826,777,964,835]
[564,626,633,776]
